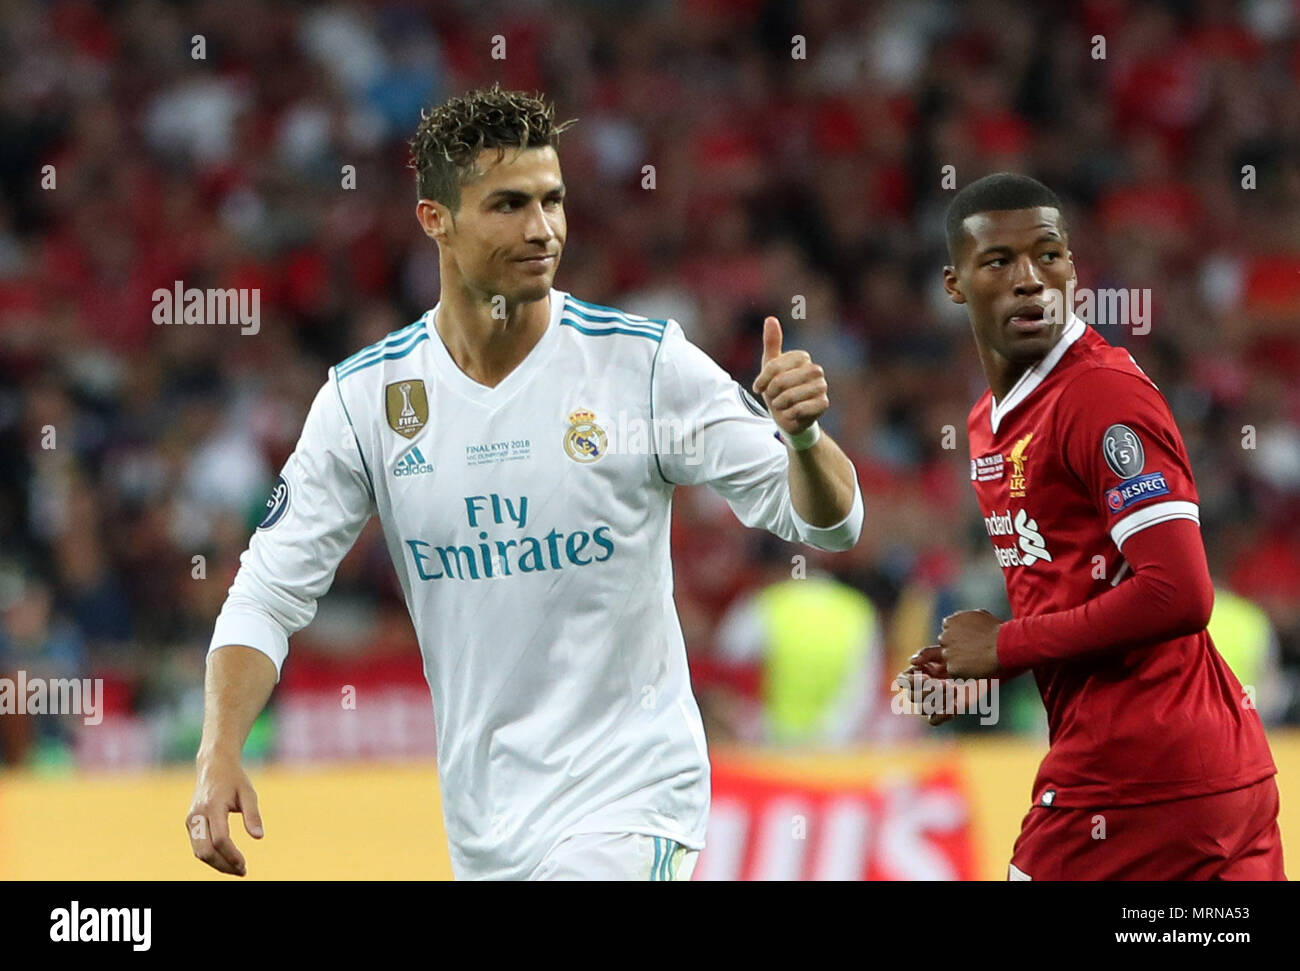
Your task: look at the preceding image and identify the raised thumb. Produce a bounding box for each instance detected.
[762,316,783,364]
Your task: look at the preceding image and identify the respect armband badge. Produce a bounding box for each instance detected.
[1105,471,1170,515]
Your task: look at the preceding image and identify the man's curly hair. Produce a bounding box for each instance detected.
[409,84,576,211]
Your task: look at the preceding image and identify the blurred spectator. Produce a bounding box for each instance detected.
[705,565,906,746]
[0,564,85,765]
[1209,585,1291,726]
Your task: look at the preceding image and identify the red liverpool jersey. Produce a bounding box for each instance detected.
[967,314,1276,808]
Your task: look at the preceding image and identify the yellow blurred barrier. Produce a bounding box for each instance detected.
[0,761,454,881]
[2,732,1295,880]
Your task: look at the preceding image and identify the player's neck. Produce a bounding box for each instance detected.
[976,325,1069,404]
[435,283,551,389]
[982,353,1031,404]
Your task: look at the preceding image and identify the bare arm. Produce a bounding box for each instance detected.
[185,377,375,875]
[786,431,857,527]
[186,645,277,876]
[753,316,857,529]
[198,644,277,761]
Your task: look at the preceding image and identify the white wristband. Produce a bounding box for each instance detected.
[780,421,821,451]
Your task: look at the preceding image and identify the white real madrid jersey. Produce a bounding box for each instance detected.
[209,288,864,879]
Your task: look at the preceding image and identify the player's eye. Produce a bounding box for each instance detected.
[1041,250,1061,261]
[984,257,1007,268]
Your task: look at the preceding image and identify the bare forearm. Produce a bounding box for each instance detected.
[787,431,857,527]
[198,645,278,762]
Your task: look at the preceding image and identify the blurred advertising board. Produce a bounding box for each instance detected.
[698,757,977,880]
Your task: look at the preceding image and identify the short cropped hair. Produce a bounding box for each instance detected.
[945,173,1065,261]
[409,83,576,210]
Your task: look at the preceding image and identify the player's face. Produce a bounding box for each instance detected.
[942,207,1076,365]
[423,146,566,306]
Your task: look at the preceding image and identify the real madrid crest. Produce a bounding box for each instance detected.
[385,380,429,439]
[564,409,607,463]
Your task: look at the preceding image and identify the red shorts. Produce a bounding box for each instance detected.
[1007,776,1286,880]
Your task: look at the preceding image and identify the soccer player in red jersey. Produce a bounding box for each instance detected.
[899,173,1284,880]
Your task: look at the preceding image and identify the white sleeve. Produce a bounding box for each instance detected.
[208,375,375,680]
[650,321,863,552]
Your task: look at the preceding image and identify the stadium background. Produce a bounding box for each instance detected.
[1,0,1298,879]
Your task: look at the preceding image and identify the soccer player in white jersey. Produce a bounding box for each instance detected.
[186,86,864,880]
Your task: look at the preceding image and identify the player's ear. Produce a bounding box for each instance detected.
[416,199,451,242]
[942,266,966,305]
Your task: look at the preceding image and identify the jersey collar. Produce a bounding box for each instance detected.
[427,288,566,406]
[989,312,1086,434]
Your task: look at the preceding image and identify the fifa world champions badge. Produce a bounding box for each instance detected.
[564,409,607,463]
[386,380,429,439]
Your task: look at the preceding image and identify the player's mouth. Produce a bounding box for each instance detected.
[514,253,557,271]
[1006,303,1049,334]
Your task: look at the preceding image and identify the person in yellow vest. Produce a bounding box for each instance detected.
[1208,587,1287,726]
[715,571,893,745]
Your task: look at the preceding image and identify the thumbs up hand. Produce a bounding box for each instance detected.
[752,316,829,437]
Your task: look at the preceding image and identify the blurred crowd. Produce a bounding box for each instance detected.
[2,0,1299,766]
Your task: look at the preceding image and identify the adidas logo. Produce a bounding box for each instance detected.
[394,445,434,477]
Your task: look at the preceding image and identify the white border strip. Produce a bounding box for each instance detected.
[1110,500,1199,549]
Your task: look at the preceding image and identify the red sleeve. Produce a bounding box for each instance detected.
[997,518,1214,668]
[996,365,1208,669]
[1058,365,1200,548]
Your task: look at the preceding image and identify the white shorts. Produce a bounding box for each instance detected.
[529,832,699,881]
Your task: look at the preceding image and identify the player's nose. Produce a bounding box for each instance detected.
[521,200,557,244]
[1010,254,1044,295]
